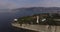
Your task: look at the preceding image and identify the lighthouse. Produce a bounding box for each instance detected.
[36,16,39,24]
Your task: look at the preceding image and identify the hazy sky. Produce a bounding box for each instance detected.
[0,0,60,9]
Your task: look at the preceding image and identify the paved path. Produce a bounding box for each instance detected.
[11,23,60,32]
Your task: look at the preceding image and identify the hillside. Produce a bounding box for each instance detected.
[13,7,60,13]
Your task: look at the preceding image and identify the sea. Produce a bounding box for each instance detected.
[0,10,39,32]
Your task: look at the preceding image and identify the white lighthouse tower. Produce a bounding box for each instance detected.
[36,16,39,24]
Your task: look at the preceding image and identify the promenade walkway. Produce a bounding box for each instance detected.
[11,23,60,32]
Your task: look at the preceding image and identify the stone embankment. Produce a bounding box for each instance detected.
[11,23,60,32]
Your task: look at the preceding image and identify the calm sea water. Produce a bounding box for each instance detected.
[0,10,39,32]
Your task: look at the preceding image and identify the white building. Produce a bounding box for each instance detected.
[42,18,46,22]
[14,19,18,21]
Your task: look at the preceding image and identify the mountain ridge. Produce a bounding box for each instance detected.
[12,7,60,13]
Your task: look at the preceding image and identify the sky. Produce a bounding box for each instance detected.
[0,0,60,9]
